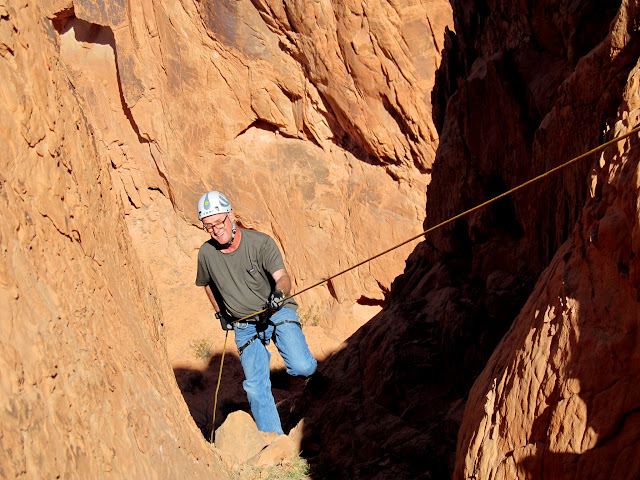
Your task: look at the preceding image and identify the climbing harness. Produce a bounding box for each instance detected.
[235,316,302,356]
[209,123,640,442]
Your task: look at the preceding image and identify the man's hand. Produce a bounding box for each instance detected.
[216,311,234,331]
[267,290,285,312]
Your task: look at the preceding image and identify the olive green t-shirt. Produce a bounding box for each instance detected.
[195,228,297,318]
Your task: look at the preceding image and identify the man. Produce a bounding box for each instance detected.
[195,190,317,435]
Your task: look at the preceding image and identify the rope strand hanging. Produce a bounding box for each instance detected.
[210,331,229,443]
[210,123,640,440]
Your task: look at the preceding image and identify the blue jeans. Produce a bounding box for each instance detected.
[234,307,317,434]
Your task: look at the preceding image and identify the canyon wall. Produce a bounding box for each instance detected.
[1,0,453,477]
[0,0,225,477]
[51,0,453,340]
[4,0,639,478]
[43,0,453,448]
[453,4,640,477]
[281,0,640,478]
[455,116,640,478]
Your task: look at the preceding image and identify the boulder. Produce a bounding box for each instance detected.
[214,410,271,465]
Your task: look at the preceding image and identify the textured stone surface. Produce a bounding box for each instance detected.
[249,0,451,168]
[281,1,640,478]
[212,411,303,474]
[455,107,640,478]
[0,1,225,478]
[249,433,298,467]
[214,410,270,465]
[51,0,453,339]
[47,0,453,458]
[1,0,453,477]
[5,0,639,478]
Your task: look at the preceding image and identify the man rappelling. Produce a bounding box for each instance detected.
[195,190,317,435]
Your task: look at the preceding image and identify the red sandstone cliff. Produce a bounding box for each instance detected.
[49,0,453,338]
[1,0,452,477]
[282,0,640,478]
[0,1,224,477]
[3,0,640,478]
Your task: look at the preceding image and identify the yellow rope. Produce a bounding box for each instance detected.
[210,123,640,442]
[290,123,640,299]
[210,330,229,443]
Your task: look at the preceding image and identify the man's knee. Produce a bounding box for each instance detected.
[289,356,317,377]
[301,360,317,377]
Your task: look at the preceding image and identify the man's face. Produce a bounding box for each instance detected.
[202,211,233,244]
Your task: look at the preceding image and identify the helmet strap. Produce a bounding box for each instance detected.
[228,219,237,245]
[218,216,237,248]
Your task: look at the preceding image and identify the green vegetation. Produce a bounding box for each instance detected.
[191,338,212,361]
[230,456,310,480]
[298,307,320,326]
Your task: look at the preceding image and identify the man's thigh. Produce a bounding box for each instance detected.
[272,310,316,376]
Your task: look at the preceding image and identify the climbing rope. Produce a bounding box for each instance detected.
[209,123,640,441]
[210,330,229,443]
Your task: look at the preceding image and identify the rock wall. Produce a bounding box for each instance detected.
[0,1,224,477]
[49,0,453,337]
[454,6,640,478]
[281,0,640,478]
[1,0,455,477]
[5,0,637,477]
[454,116,640,479]
[400,0,637,413]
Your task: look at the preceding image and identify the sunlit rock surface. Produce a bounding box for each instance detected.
[3,0,639,478]
[0,1,225,477]
[1,0,452,477]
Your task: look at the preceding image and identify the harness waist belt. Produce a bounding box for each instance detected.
[236,319,303,355]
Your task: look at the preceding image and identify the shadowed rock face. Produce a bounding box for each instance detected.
[455,117,640,479]
[281,0,640,478]
[450,3,640,476]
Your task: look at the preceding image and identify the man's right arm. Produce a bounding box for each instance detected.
[204,284,220,312]
[204,284,234,331]
[198,250,231,330]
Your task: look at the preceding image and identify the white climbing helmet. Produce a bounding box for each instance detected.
[198,191,232,220]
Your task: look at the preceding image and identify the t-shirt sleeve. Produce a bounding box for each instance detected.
[195,247,211,286]
[261,235,286,274]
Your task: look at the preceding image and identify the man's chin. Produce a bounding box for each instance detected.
[212,235,229,245]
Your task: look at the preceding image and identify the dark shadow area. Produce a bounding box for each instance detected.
[174,348,309,441]
[355,295,386,308]
[234,119,303,141]
[279,304,461,479]
[332,128,390,169]
[276,2,638,479]
[174,351,248,439]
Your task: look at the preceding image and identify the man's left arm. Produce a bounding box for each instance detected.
[271,269,291,296]
[267,269,291,311]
